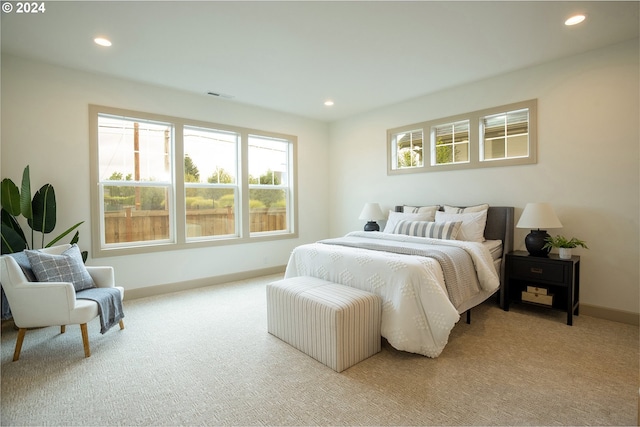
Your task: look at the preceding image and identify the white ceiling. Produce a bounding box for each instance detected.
[2,1,638,122]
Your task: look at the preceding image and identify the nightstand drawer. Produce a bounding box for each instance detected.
[510,258,564,283]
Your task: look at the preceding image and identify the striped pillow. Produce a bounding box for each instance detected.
[393,220,462,240]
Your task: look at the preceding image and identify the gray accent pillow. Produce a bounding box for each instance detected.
[8,251,37,281]
[25,244,95,291]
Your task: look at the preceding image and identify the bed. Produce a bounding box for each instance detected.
[284,204,514,357]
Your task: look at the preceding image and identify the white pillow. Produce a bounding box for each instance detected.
[402,205,439,220]
[443,204,489,214]
[383,211,434,233]
[435,210,488,243]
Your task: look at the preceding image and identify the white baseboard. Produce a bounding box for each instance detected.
[124,265,286,300]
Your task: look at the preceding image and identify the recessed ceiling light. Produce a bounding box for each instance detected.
[94,37,112,47]
[565,14,586,26]
[324,100,334,106]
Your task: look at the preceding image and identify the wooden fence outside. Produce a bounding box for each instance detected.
[104,207,287,243]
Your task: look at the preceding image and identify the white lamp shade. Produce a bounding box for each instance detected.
[358,203,385,221]
[516,202,563,229]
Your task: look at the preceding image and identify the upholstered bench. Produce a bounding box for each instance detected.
[266,276,382,372]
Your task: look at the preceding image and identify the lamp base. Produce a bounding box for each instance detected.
[364,221,380,232]
[525,229,551,257]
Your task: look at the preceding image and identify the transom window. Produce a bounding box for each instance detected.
[90,105,297,257]
[390,130,423,170]
[432,120,470,166]
[387,99,537,174]
[481,108,529,161]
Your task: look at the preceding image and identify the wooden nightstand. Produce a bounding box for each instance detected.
[503,251,580,325]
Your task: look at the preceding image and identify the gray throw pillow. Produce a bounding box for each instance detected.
[8,251,37,281]
[25,244,95,292]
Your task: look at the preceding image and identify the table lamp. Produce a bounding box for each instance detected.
[516,202,563,256]
[359,203,385,231]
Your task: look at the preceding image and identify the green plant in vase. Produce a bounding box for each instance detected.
[543,235,588,259]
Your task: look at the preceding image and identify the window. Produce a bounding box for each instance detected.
[387,99,536,174]
[248,135,293,235]
[481,108,529,161]
[90,106,297,257]
[97,115,174,246]
[184,126,239,240]
[390,130,423,170]
[432,121,470,166]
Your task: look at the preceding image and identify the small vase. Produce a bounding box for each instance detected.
[558,248,572,259]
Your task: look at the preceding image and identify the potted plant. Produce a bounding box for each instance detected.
[1,166,84,255]
[543,235,589,259]
[1,166,86,320]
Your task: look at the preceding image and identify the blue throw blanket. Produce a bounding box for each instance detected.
[76,288,124,334]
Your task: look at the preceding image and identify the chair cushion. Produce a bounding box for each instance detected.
[26,244,95,292]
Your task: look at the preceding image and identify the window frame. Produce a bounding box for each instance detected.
[387,99,537,175]
[89,105,298,258]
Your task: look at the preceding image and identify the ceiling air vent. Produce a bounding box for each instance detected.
[207,91,234,99]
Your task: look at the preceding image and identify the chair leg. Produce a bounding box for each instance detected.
[13,328,26,362]
[61,325,66,334]
[80,323,91,358]
[119,319,125,330]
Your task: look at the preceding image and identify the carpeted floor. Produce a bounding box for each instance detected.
[1,273,638,426]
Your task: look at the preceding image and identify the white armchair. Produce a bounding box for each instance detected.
[0,244,125,361]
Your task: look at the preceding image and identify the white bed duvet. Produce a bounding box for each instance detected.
[284,231,500,357]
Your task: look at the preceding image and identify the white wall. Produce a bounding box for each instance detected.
[328,39,640,315]
[1,55,330,290]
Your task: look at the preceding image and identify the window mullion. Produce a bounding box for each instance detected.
[240,131,250,239]
[174,123,186,244]
[469,117,480,165]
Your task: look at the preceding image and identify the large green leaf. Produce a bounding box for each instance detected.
[1,223,28,254]
[1,209,27,246]
[45,221,83,247]
[29,184,56,234]
[0,179,21,216]
[20,166,32,220]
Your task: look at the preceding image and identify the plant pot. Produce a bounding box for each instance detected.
[558,248,572,259]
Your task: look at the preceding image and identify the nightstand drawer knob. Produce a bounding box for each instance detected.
[530,267,543,274]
